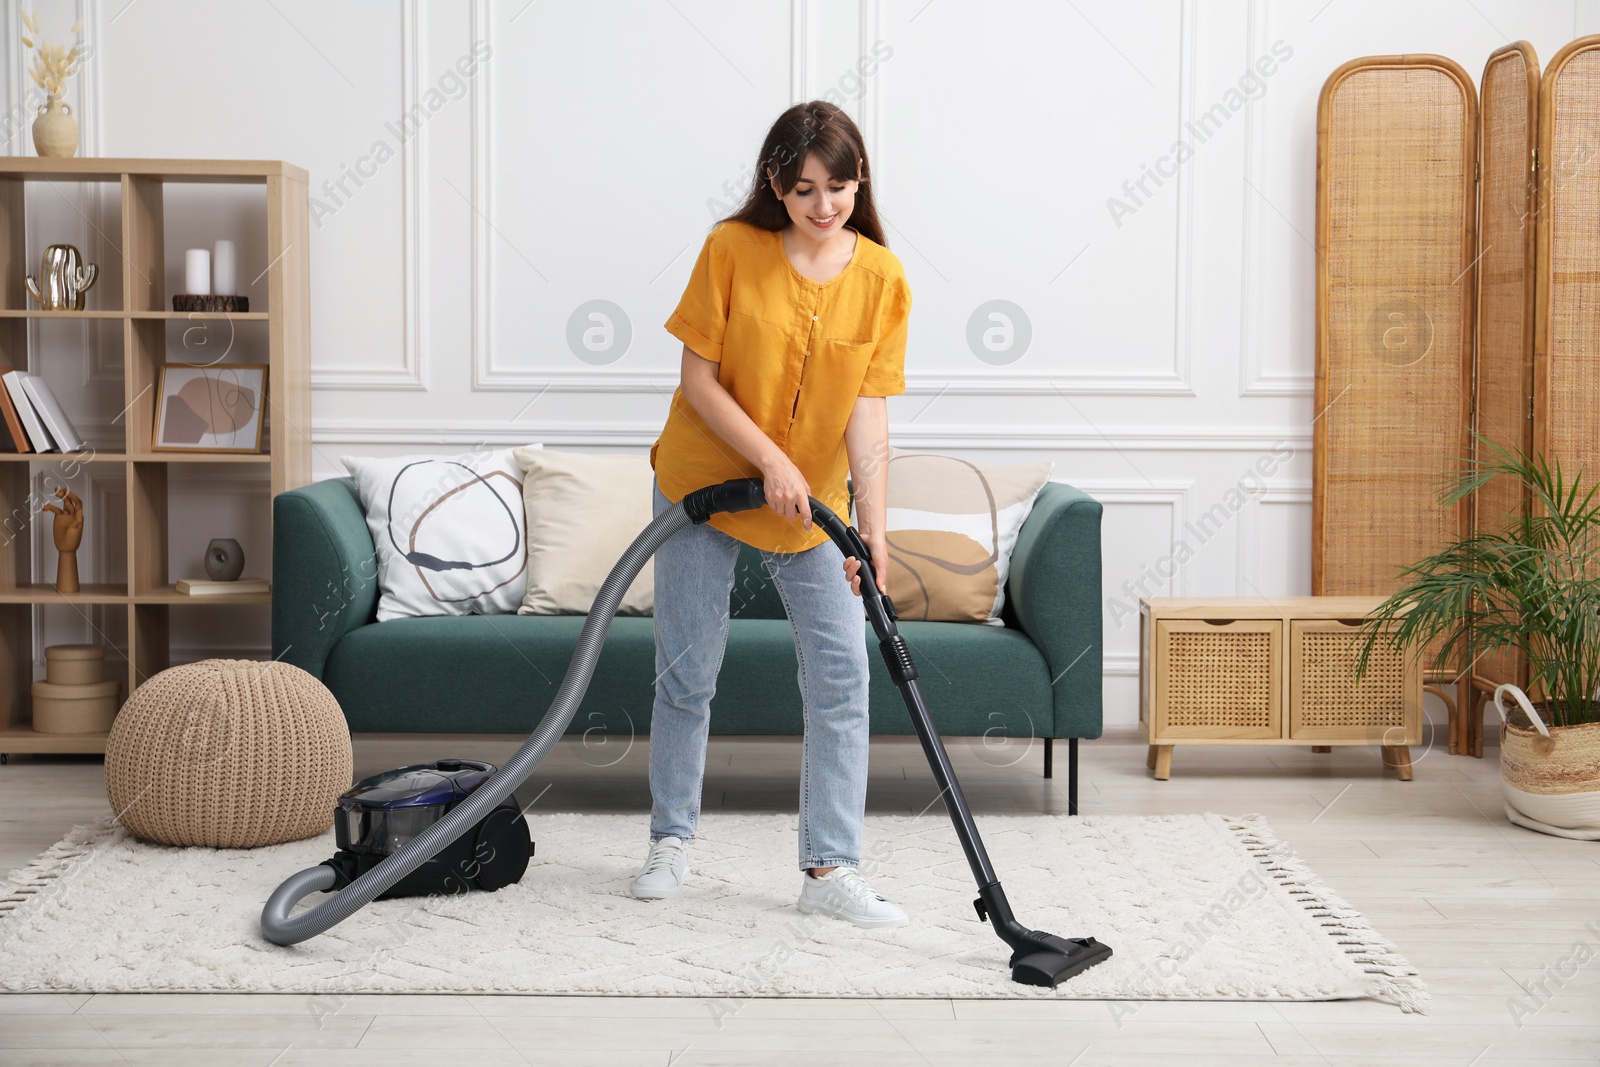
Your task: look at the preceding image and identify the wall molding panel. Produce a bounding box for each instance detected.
[468,368,1201,397]
[1235,484,1312,596]
[1068,478,1194,599]
[1237,0,1313,398]
[309,0,428,390]
[311,418,1311,453]
[467,0,1198,398]
[1104,652,1139,679]
[790,0,809,101]
[1072,479,1193,679]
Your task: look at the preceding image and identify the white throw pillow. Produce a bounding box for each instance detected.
[342,448,533,622]
[514,447,654,615]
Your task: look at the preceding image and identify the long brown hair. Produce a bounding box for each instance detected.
[720,100,887,248]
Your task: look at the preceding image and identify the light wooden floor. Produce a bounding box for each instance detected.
[2,727,1597,1065]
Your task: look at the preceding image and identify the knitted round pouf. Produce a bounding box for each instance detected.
[105,659,352,848]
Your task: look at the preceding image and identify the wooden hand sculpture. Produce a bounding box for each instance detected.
[42,486,83,594]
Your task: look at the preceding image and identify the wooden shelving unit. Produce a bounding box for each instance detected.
[0,158,311,760]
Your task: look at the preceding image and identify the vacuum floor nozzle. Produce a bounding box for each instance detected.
[1010,935,1114,987]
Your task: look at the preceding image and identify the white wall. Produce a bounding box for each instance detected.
[11,0,1600,724]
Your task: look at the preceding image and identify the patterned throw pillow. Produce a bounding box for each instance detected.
[881,448,1054,625]
[342,448,532,622]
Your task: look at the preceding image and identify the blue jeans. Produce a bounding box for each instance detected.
[648,476,870,871]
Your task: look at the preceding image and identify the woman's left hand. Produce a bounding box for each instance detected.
[843,536,888,597]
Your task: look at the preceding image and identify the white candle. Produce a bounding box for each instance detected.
[185,249,211,295]
[212,240,236,296]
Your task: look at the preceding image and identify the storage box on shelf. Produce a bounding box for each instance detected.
[0,159,310,761]
[1139,597,1423,781]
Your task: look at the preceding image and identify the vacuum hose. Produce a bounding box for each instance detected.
[261,477,766,946]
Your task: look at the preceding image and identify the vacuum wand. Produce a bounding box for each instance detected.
[260,476,1109,987]
[801,490,1111,987]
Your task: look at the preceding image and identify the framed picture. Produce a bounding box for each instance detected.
[152,363,269,453]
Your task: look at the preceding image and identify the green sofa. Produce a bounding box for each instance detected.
[272,478,1104,811]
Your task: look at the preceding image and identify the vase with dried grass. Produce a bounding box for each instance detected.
[20,5,83,158]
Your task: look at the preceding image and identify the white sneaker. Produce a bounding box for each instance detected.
[797,866,909,929]
[632,836,690,899]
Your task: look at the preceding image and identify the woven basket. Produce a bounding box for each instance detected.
[105,659,352,848]
[1493,684,1600,839]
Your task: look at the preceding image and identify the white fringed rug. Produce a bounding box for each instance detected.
[0,812,1426,1010]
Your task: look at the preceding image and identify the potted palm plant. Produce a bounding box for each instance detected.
[1355,437,1600,839]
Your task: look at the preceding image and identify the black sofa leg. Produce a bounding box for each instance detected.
[1068,738,1079,816]
[1044,738,1079,814]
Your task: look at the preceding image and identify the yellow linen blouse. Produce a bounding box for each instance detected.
[651,218,911,552]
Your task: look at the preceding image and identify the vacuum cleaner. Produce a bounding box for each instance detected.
[261,478,1112,988]
[324,759,532,898]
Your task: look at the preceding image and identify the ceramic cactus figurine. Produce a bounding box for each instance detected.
[26,243,96,310]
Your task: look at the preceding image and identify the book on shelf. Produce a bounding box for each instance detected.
[18,374,84,452]
[0,371,54,452]
[0,375,32,453]
[176,578,271,596]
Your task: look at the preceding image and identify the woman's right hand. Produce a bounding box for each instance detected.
[759,452,813,531]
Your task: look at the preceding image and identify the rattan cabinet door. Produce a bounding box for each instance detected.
[1151,620,1283,740]
[1288,619,1422,744]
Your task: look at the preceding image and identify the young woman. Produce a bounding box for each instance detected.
[635,101,912,929]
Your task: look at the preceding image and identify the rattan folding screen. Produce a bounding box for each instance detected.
[1471,42,1540,755]
[1537,37,1600,490]
[1315,36,1600,758]
[1314,53,1477,746]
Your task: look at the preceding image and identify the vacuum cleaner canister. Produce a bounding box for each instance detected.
[323,759,532,899]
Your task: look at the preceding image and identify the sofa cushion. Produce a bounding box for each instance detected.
[884,448,1053,625]
[341,449,530,622]
[514,448,656,615]
[323,615,1055,741]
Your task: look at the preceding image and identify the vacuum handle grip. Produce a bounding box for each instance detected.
[681,478,766,523]
[805,494,898,629]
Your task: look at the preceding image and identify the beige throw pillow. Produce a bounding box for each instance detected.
[514,448,655,615]
[883,448,1054,625]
